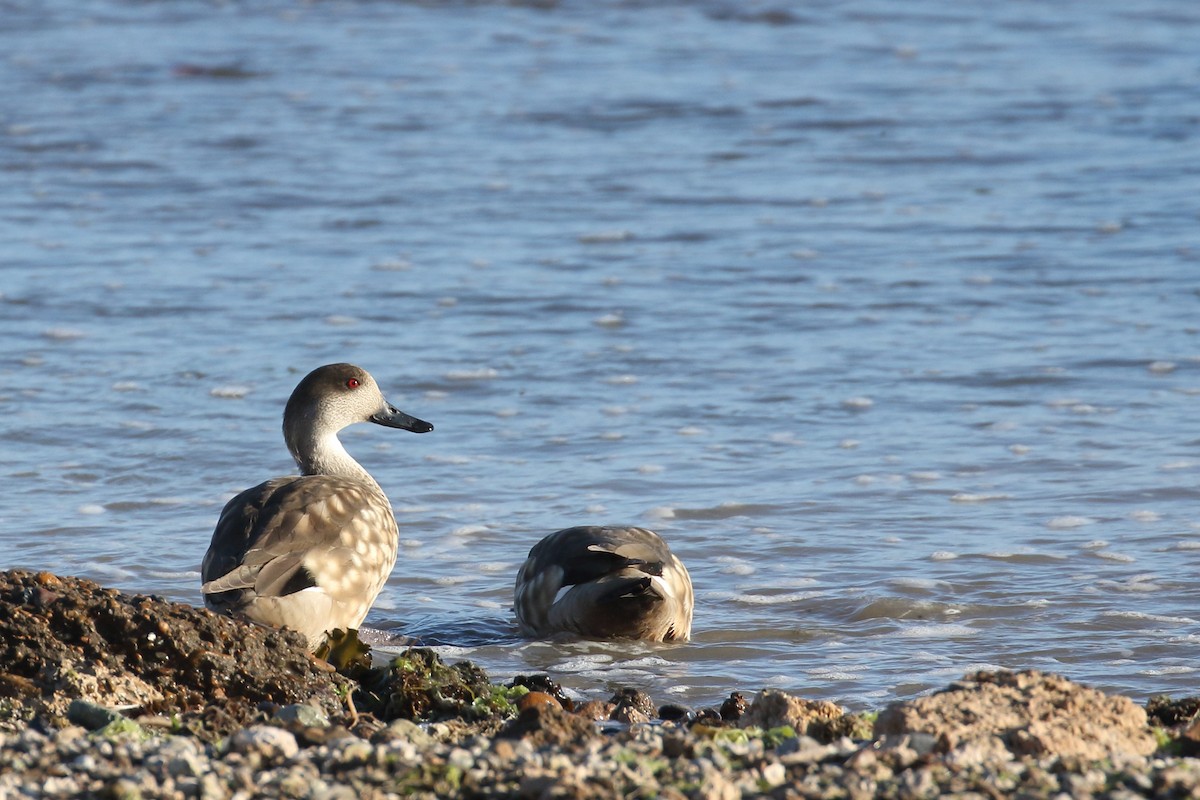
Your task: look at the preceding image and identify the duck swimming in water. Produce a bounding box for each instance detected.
[514,525,693,642]
[201,363,432,650]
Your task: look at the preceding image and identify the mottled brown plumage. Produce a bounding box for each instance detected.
[201,364,432,650]
[514,526,693,642]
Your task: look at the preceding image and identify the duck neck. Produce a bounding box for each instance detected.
[289,430,379,488]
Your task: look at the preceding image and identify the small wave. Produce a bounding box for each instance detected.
[666,502,780,521]
[897,624,978,639]
[721,591,823,605]
[1139,665,1196,676]
[42,327,86,341]
[1047,515,1095,529]
[951,492,1011,503]
[552,655,615,672]
[1093,551,1135,563]
[1101,610,1197,625]
[209,385,250,399]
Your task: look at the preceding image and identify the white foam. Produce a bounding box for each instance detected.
[929,551,958,561]
[1148,361,1177,374]
[839,439,861,449]
[553,655,615,672]
[1103,610,1197,625]
[1009,444,1031,455]
[1094,551,1135,563]
[209,385,250,399]
[729,591,821,605]
[677,426,706,436]
[1160,460,1198,471]
[908,471,941,482]
[324,315,357,326]
[1140,665,1196,676]
[1048,515,1095,529]
[646,506,676,519]
[593,313,624,328]
[42,327,85,341]
[636,464,663,474]
[842,396,874,410]
[898,624,978,639]
[78,504,106,515]
[604,374,638,385]
[1129,510,1161,522]
[951,492,1010,503]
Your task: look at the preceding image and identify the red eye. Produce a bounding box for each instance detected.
[346,378,361,389]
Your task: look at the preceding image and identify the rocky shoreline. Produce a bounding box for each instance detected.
[2,569,1199,798]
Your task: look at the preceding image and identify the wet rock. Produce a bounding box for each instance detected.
[516,691,561,712]
[658,703,694,723]
[719,691,749,721]
[609,687,655,722]
[509,674,574,711]
[875,669,1157,764]
[738,689,844,740]
[1146,694,1200,728]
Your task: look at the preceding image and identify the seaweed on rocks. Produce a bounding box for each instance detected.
[0,569,349,741]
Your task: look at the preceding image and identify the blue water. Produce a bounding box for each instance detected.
[2,0,1199,710]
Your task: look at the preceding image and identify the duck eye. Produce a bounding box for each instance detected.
[346,378,361,389]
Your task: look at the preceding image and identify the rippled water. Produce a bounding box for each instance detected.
[3,0,1199,710]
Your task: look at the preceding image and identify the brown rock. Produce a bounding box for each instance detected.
[497,703,600,748]
[719,692,749,722]
[516,691,562,712]
[874,670,1157,764]
[573,700,615,721]
[738,689,844,738]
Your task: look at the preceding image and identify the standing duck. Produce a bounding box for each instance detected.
[201,363,432,650]
[514,525,693,642]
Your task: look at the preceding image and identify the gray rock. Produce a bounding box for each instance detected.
[274,703,330,728]
[66,700,122,731]
[228,726,299,760]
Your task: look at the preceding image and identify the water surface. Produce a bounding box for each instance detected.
[2,0,1199,709]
